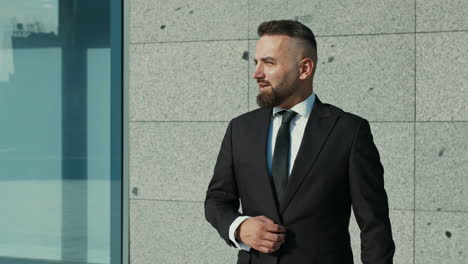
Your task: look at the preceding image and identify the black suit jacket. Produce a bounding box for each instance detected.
[204,96,395,264]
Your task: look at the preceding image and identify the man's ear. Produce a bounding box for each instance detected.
[299,58,314,80]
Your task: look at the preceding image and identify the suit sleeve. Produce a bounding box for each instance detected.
[204,120,242,247]
[349,119,396,264]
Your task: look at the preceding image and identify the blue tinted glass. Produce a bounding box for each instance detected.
[0,1,122,263]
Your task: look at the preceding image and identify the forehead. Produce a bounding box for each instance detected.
[255,35,294,57]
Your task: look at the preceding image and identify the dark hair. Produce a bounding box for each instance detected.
[257,20,317,59]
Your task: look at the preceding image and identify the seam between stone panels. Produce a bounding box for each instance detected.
[416,29,468,34]
[131,38,250,45]
[413,209,468,214]
[132,200,468,212]
[316,29,467,38]
[413,80,417,264]
[129,120,230,123]
[387,208,468,213]
[317,31,415,38]
[247,39,250,111]
[413,1,417,264]
[247,0,250,111]
[129,120,468,123]
[388,208,418,212]
[131,198,204,203]
[129,30,468,45]
[414,6,417,123]
[247,0,250,40]
[128,33,413,45]
[413,20,417,264]
[411,120,468,123]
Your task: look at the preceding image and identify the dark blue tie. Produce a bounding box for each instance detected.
[272,110,297,206]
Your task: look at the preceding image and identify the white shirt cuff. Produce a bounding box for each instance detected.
[229,216,251,251]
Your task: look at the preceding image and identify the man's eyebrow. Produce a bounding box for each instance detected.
[253,57,277,63]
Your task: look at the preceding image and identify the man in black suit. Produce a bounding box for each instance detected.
[204,20,395,264]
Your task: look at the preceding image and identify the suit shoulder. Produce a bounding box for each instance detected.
[230,107,269,125]
[323,102,367,126]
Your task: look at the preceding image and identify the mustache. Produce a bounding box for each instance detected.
[257,80,270,85]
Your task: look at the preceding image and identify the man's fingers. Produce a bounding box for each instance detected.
[259,239,276,249]
[257,215,274,224]
[257,246,278,254]
[263,232,286,243]
[240,216,286,253]
[264,223,287,233]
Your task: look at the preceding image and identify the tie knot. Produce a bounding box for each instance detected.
[278,110,297,125]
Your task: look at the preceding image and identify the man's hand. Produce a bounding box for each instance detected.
[236,215,286,254]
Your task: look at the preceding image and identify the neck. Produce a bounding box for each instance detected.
[278,87,313,109]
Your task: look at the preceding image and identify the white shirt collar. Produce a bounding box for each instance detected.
[272,92,316,119]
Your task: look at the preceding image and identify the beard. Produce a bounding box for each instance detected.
[256,81,297,108]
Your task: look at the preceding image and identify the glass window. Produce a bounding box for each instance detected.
[0,1,123,263]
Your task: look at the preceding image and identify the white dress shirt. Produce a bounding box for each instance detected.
[228,92,316,251]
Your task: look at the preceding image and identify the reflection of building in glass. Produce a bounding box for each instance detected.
[12,21,60,48]
[0,30,14,82]
[0,21,60,83]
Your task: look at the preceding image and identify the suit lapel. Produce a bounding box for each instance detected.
[279,97,340,213]
[250,107,282,223]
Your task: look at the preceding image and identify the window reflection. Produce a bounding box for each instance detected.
[0,1,120,263]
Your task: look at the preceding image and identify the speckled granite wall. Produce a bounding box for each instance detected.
[128,0,468,263]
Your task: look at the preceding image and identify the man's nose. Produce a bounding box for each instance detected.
[253,65,264,79]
